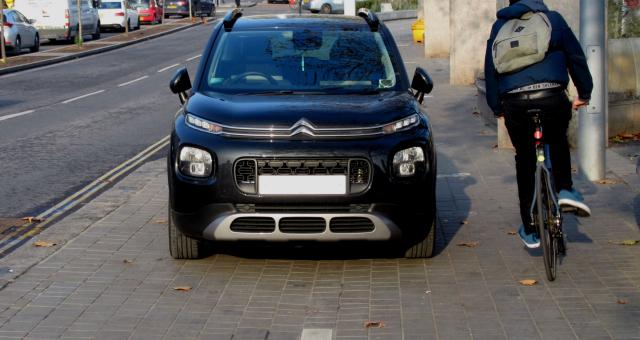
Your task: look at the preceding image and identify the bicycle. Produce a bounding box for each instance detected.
[528,109,566,281]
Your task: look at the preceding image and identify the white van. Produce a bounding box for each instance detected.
[13,0,101,42]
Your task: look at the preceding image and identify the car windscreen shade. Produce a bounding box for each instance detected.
[205,30,398,93]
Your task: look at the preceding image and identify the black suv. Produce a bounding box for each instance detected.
[168,9,437,258]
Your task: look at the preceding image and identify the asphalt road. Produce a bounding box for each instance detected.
[0,3,291,218]
[3,17,186,56]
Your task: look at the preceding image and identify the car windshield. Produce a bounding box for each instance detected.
[130,0,150,8]
[100,1,122,8]
[204,29,398,94]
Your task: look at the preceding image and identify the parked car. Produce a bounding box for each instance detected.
[98,0,140,31]
[304,0,342,14]
[164,0,214,18]
[131,0,163,24]
[2,9,39,53]
[13,0,100,42]
[166,10,437,259]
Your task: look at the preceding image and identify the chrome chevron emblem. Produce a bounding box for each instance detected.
[290,119,316,136]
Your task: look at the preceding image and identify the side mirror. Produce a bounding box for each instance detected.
[170,67,192,104]
[28,19,37,24]
[411,67,434,104]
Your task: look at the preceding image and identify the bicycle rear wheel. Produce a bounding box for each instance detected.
[535,167,557,281]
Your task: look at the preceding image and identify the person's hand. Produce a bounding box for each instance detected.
[572,97,589,110]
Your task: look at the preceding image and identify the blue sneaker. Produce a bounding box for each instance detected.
[518,224,540,249]
[558,189,591,217]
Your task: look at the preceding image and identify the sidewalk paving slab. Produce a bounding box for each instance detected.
[0,19,638,340]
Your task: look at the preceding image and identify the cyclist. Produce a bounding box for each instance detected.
[484,0,593,248]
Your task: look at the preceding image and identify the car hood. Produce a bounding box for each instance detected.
[185,91,421,128]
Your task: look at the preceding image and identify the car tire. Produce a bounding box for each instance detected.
[404,212,437,258]
[168,208,207,259]
[92,22,101,39]
[29,34,40,53]
[14,36,22,53]
[320,3,331,14]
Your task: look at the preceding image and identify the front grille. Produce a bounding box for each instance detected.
[279,217,326,233]
[330,217,375,233]
[230,217,276,233]
[257,159,349,176]
[235,159,257,194]
[234,158,372,195]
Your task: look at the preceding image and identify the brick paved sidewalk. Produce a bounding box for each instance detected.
[0,20,638,340]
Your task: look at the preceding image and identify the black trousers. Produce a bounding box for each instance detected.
[503,91,573,233]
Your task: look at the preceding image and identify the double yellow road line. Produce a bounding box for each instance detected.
[0,135,171,257]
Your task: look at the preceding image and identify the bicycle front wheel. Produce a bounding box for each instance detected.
[535,166,557,281]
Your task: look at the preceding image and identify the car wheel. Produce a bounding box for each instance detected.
[404,212,437,258]
[320,3,332,14]
[92,22,101,39]
[168,208,208,259]
[29,34,40,52]
[13,36,22,53]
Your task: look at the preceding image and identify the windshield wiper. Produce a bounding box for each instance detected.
[234,90,295,96]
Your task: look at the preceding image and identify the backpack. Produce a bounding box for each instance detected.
[492,11,552,74]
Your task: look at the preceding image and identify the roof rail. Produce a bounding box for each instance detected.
[357,8,379,32]
[223,9,243,32]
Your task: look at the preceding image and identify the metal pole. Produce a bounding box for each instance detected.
[578,0,607,181]
[1,0,6,64]
[76,0,83,46]
[188,0,192,21]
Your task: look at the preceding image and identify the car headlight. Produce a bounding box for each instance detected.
[393,146,425,177]
[185,113,224,134]
[382,114,420,134]
[178,146,213,177]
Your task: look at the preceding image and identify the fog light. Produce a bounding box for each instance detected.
[179,146,213,177]
[393,147,424,177]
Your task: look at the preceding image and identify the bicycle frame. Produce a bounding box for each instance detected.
[528,112,562,232]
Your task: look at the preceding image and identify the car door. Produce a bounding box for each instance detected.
[82,0,94,33]
[15,10,37,46]
[10,11,33,47]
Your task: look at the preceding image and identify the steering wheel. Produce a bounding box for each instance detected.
[225,72,278,86]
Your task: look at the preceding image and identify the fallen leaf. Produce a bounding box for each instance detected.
[425,290,431,294]
[456,241,479,248]
[22,216,44,223]
[519,279,538,286]
[507,230,518,235]
[596,178,620,185]
[617,299,628,305]
[472,111,480,115]
[492,144,499,149]
[33,240,56,248]
[460,220,469,225]
[364,320,385,328]
[123,259,134,264]
[610,136,625,143]
[173,286,192,291]
[619,133,634,139]
[608,240,640,246]
[154,219,167,224]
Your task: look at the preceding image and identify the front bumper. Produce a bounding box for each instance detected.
[169,113,436,242]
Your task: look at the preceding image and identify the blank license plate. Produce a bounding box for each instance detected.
[259,175,346,195]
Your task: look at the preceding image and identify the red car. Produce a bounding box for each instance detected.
[132,0,163,24]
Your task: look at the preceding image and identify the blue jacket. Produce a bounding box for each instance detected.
[484,0,593,115]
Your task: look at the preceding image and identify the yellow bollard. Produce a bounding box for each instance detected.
[411,19,424,44]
